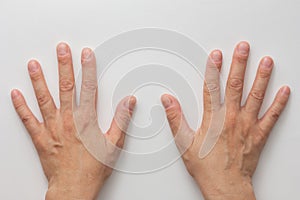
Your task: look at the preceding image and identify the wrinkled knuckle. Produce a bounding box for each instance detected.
[270,109,280,121]
[37,93,51,106]
[250,90,265,101]
[14,102,24,111]
[206,83,220,93]
[30,72,42,81]
[60,79,74,92]
[21,114,32,124]
[167,107,180,123]
[208,58,222,68]
[46,145,61,156]
[236,54,248,63]
[58,54,71,65]
[276,98,287,107]
[259,70,271,79]
[82,80,97,92]
[229,78,243,91]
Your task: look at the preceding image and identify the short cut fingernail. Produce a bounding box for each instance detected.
[161,95,172,108]
[57,43,68,55]
[82,48,92,61]
[212,50,221,62]
[261,57,273,69]
[11,89,19,99]
[238,42,250,55]
[281,86,290,96]
[28,61,39,73]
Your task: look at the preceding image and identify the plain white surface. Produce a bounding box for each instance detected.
[0,0,299,199]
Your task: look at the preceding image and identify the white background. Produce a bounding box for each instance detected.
[0,0,299,199]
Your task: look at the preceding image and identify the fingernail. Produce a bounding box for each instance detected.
[82,48,92,61]
[212,50,221,62]
[238,42,249,55]
[11,89,19,99]
[125,96,136,111]
[281,86,290,96]
[261,57,273,69]
[161,95,172,108]
[57,43,68,55]
[28,61,39,73]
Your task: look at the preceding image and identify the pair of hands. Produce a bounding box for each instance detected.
[11,42,290,200]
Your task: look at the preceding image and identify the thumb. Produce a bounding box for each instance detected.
[161,94,195,154]
[106,96,136,148]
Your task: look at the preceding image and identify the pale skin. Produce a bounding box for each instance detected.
[161,41,290,200]
[11,42,136,200]
[11,41,290,200]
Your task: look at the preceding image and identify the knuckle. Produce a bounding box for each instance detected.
[59,79,74,92]
[167,107,180,123]
[208,58,222,69]
[21,114,32,124]
[259,70,271,79]
[14,101,24,111]
[236,54,248,63]
[37,92,51,106]
[229,78,243,91]
[46,144,61,156]
[106,129,125,149]
[58,54,71,65]
[250,90,265,101]
[167,107,182,134]
[276,98,287,107]
[205,83,220,93]
[82,80,97,91]
[270,108,280,121]
[30,72,42,82]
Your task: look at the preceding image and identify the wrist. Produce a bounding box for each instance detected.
[45,173,106,200]
[194,174,256,200]
[45,188,93,200]
[45,182,103,200]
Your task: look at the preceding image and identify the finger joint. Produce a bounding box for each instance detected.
[60,79,74,92]
[37,92,51,107]
[82,80,97,92]
[228,78,243,92]
[250,90,265,101]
